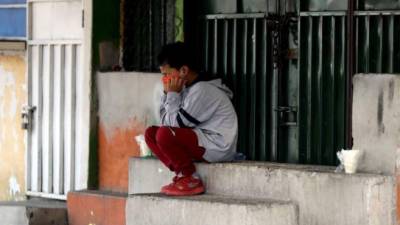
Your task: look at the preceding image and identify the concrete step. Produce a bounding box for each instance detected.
[0,198,67,225]
[129,158,396,225]
[126,193,298,225]
[67,190,128,225]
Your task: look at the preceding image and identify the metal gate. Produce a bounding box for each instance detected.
[194,0,400,165]
[298,0,400,165]
[197,1,300,163]
[298,4,347,165]
[25,0,85,200]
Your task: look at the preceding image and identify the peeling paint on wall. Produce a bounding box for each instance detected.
[67,191,126,225]
[353,74,400,174]
[97,72,162,192]
[98,120,143,192]
[97,72,162,139]
[0,53,26,201]
[8,175,21,199]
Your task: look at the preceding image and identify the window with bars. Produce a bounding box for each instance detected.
[122,0,176,72]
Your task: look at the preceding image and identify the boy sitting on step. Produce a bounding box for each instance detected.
[145,42,238,196]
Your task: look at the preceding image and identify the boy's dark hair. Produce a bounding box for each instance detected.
[157,42,198,71]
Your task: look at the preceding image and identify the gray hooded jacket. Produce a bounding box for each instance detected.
[160,78,238,162]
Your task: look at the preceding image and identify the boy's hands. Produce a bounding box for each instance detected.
[160,66,186,93]
[164,76,186,93]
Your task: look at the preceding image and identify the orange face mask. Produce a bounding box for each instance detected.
[162,70,180,85]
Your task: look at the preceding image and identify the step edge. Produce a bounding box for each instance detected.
[0,201,67,209]
[130,157,393,179]
[127,193,298,207]
[68,190,128,198]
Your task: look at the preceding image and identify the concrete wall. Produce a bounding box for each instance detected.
[97,72,162,192]
[352,74,400,224]
[0,51,26,201]
[130,158,396,225]
[352,74,400,175]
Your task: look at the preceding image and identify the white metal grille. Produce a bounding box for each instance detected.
[26,0,83,200]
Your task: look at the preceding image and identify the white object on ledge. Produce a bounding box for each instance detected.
[341,149,364,174]
[135,135,152,157]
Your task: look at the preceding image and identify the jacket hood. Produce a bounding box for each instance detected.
[207,79,234,99]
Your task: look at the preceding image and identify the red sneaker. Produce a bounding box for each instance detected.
[160,176,180,193]
[161,176,205,196]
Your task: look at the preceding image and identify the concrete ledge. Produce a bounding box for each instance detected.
[0,198,67,225]
[0,205,29,225]
[129,158,396,225]
[126,194,298,225]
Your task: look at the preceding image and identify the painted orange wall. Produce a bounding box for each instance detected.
[97,72,162,192]
[67,191,127,225]
[0,52,26,201]
[98,120,142,192]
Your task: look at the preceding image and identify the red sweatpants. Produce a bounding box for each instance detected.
[144,126,206,176]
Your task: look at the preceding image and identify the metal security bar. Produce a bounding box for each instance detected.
[198,12,299,162]
[27,42,81,200]
[26,0,84,200]
[299,3,400,165]
[199,14,276,161]
[298,14,347,165]
[196,0,400,166]
[122,0,176,71]
[355,13,400,73]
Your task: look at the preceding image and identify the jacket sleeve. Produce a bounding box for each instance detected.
[159,86,220,128]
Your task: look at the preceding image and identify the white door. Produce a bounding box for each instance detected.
[26,0,87,200]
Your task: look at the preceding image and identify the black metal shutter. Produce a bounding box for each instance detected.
[123,0,176,71]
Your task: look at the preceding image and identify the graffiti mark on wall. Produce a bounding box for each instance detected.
[8,175,21,197]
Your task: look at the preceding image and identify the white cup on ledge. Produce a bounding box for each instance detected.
[342,149,364,174]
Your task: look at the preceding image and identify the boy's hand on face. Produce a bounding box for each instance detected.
[163,80,169,93]
[167,76,186,93]
[160,65,187,93]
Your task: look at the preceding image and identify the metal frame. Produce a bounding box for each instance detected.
[194,0,400,165]
[346,0,355,149]
[204,13,265,19]
[298,0,400,161]
[0,37,26,41]
[346,2,400,148]
[122,0,176,71]
[26,190,67,200]
[198,5,299,162]
[0,4,26,8]
[25,0,84,200]
[298,5,349,164]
